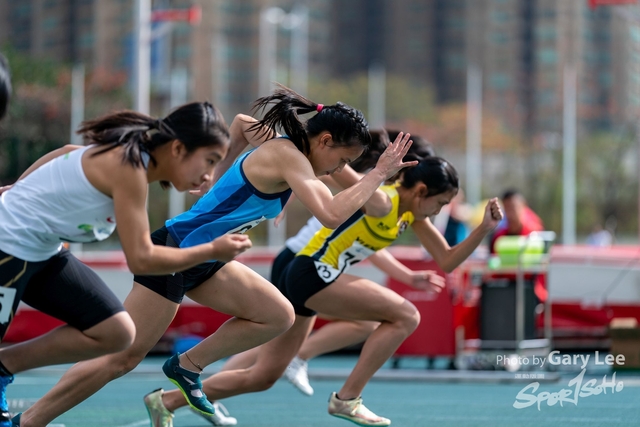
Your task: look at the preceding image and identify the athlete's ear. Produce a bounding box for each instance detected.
[416,183,428,198]
[171,139,186,157]
[320,132,333,147]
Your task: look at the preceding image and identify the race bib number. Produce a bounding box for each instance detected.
[313,261,341,283]
[314,242,374,284]
[226,217,267,234]
[0,287,17,324]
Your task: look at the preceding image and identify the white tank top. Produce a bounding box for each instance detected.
[285,216,323,253]
[0,146,118,262]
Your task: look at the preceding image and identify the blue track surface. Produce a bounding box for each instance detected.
[7,356,640,427]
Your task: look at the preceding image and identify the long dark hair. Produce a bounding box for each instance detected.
[249,83,371,154]
[78,102,229,170]
[384,130,435,183]
[0,53,11,121]
[401,156,459,197]
[349,129,389,172]
[387,130,435,163]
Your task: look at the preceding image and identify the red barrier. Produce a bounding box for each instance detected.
[387,259,456,357]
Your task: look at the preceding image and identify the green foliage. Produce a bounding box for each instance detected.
[1,46,63,87]
[576,129,638,237]
[527,128,638,240]
[0,50,131,184]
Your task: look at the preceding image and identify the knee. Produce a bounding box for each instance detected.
[395,302,421,336]
[108,350,146,379]
[404,304,421,334]
[100,313,136,353]
[250,372,280,392]
[271,299,295,335]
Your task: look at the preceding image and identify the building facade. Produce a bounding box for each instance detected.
[1,0,638,134]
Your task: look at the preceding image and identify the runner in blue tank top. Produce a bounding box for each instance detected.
[26,83,416,427]
[165,148,292,249]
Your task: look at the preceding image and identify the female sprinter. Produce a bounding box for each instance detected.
[18,85,415,427]
[276,131,437,397]
[154,156,503,427]
[0,99,252,426]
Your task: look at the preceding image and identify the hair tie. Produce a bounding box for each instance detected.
[316,104,324,113]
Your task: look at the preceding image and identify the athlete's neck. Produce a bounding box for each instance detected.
[396,185,413,218]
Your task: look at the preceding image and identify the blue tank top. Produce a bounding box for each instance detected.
[166,149,292,253]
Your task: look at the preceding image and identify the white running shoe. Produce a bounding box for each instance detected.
[328,392,391,426]
[190,401,237,426]
[283,356,314,396]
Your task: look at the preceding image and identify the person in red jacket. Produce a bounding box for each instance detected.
[490,189,543,253]
[490,189,547,302]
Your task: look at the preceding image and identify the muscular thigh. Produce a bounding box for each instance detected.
[305,274,412,323]
[185,261,292,322]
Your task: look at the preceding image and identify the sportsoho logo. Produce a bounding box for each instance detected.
[501,351,626,410]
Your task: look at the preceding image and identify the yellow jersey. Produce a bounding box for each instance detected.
[297,185,414,283]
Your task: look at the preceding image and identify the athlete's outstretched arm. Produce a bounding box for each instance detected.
[111,163,252,275]
[368,249,444,292]
[330,165,392,217]
[281,133,416,229]
[412,198,503,273]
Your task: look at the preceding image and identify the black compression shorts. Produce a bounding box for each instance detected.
[0,248,125,339]
[270,246,296,286]
[134,226,226,304]
[276,255,338,317]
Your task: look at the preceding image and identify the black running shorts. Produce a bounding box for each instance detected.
[276,255,338,317]
[0,248,125,339]
[270,246,296,286]
[134,226,226,304]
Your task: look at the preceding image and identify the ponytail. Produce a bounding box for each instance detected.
[249,83,371,155]
[79,101,229,169]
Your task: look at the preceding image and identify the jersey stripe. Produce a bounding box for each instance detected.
[310,210,364,260]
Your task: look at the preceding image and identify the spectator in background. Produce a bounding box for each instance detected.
[490,189,543,253]
[436,189,471,246]
[586,216,616,247]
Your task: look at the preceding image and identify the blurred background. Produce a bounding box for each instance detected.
[1,0,640,246]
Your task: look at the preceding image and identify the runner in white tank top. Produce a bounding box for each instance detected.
[0,91,251,427]
[0,146,118,261]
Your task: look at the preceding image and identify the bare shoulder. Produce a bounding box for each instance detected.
[263,138,310,167]
[242,138,313,192]
[83,145,147,196]
[246,138,305,169]
[62,144,83,152]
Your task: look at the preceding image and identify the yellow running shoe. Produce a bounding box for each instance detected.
[143,389,174,427]
[328,392,391,426]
